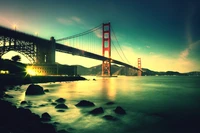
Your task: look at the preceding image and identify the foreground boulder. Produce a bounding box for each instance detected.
[89,107,104,115]
[25,84,45,95]
[114,106,126,115]
[0,100,57,133]
[75,100,95,107]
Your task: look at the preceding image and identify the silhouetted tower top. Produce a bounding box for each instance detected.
[138,58,142,76]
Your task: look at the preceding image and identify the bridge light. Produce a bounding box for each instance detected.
[35,32,38,36]
[26,66,37,76]
[13,24,17,31]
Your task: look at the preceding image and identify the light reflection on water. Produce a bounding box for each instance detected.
[5,76,200,133]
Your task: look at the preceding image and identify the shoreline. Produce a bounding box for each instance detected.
[0,74,86,85]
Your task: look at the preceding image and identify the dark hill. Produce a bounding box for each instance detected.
[0,59,26,75]
[77,65,200,76]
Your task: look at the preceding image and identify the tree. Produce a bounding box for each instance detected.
[11,55,21,62]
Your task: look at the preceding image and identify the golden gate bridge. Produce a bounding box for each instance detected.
[0,22,142,76]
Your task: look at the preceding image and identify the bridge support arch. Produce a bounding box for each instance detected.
[0,26,56,64]
[102,23,111,76]
[0,36,37,63]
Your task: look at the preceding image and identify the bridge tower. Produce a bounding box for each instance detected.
[102,23,111,76]
[138,58,142,76]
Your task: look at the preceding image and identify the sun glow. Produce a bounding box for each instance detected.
[26,66,37,76]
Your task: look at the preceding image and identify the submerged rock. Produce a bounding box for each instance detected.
[55,98,66,103]
[51,102,57,106]
[55,103,68,109]
[75,100,95,107]
[89,107,104,115]
[44,89,50,92]
[39,104,47,107]
[21,101,27,105]
[106,101,115,105]
[114,106,126,115]
[103,115,118,121]
[57,110,65,112]
[41,112,51,121]
[25,84,45,95]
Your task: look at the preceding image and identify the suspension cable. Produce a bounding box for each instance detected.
[111,40,124,62]
[111,26,131,64]
[56,24,102,41]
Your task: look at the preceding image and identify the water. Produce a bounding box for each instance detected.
[5,76,200,133]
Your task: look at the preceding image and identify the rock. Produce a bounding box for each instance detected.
[103,115,118,121]
[44,89,50,92]
[51,102,57,106]
[48,99,52,102]
[114,106,126,115]
[0,99,57,133]
[89,107,104,115]
[57,110,65,112]
[17,107,34,122]
[53,122,60,125]
[21,101,27,105]
[39,123,57,133]
[55,98,66,103]
[75,100,95,107]
[39,104,47,107]
[41,112,51,121]
[57,129,69,133]
[25,84,45,95]
[106,101,115,105]
[55,104,68,109]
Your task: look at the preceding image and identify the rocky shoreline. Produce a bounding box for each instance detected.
[0,83,127,133]
[0,85,66,133]
[0,76,86,133]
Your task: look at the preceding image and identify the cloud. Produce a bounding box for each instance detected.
[146,45,150,48]
[180,40,200,59]
[57,16,82,25]
[94,30,102,38]
[57,18,73,25]
[114,45,199,72]
[71,16,81,23]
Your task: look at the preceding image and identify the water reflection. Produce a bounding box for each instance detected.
[101,78,116,101]
[4,76,200,133]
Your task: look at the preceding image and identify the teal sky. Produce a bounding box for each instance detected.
[0,0,200,72]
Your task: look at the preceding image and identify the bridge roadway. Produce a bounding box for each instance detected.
[0,26,139,70]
